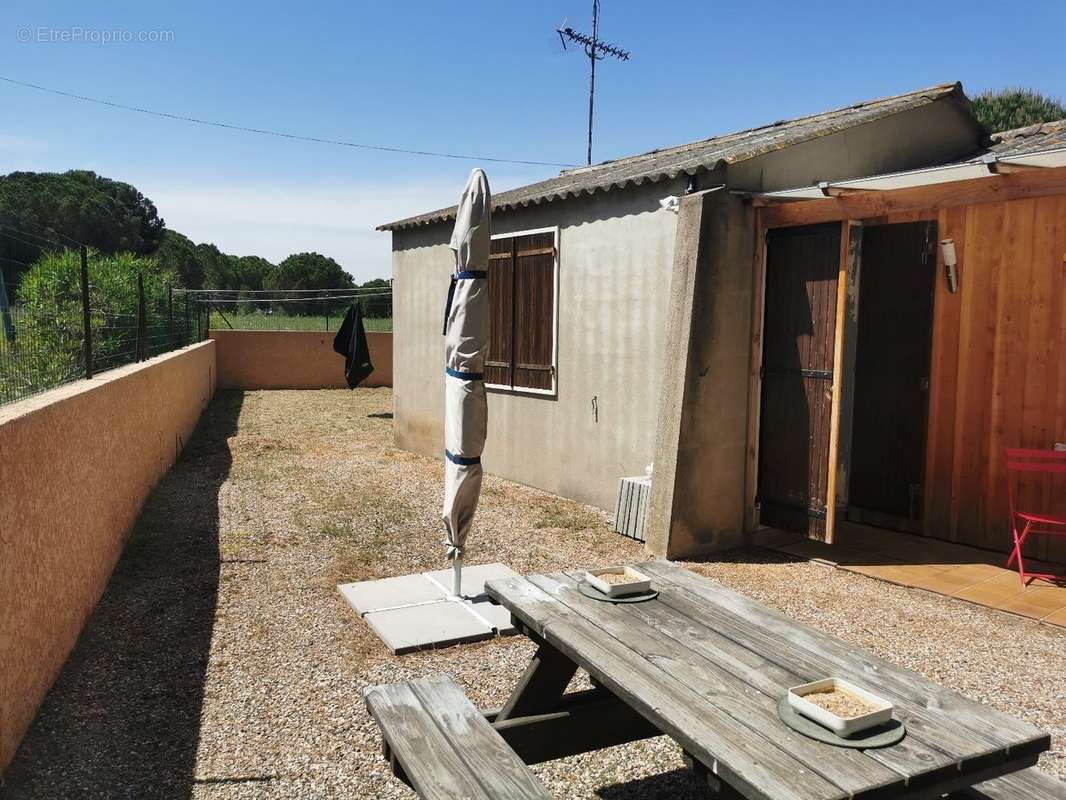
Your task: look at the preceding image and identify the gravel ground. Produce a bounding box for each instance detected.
[3,388,1062,799]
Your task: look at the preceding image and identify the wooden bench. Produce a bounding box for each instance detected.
[364,674,551,800]
[963,767,1066,799]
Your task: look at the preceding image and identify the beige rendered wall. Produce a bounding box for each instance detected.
[643,97,985,558]
[392,177,685,510]
[391,95,984,533]
[645,189,754,559]
[726,99,983,192]
[0,342,216,772]
[212,330,392,389]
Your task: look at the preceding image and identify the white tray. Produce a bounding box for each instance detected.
[787,678,893,737]
[583,566,652,598]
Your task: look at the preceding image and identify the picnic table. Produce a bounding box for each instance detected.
[481,560,1052,800]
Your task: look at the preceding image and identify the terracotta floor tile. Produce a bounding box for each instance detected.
[846,564,914,585]
[994,586,1066,618]
[909,565,1005,594]
[845,563,952,587]
[1040,607,1066,627]
[964,570,1030,591]
[941,562,1006,583]
[953,580,1027,606]
[771,526,1066,619]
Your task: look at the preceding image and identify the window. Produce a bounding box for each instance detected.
[485,228,558,394]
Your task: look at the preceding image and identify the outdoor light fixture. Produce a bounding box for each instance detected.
[941,239,958,293]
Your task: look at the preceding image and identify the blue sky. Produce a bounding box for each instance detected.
[0,0,1063,281]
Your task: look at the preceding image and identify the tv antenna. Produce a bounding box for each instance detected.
[557,0,630,165]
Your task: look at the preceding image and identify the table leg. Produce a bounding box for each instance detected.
[683,750,744,799]
[495,639,579,722]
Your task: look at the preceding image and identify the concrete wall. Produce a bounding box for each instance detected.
[392,177,686,510]
[212,330,392,389]
[0,342,216,772]
[643,97,985,557]
[726,98,983,192]
[389,95,986,530]
[646,189,755,558]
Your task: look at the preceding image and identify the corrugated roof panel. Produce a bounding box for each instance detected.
[378,82,964,231]
[989,119,1066,157]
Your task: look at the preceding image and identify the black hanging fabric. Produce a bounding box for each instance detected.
[333,303,374,388]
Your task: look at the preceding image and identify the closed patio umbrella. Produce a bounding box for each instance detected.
[442,169,491,596]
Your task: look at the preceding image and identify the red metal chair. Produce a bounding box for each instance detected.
[1005,448,1066,585]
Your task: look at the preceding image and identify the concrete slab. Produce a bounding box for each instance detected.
[467,596,517,635]
[338,563,521,653]
[337,573,445,615]
[365,601,494,655]
[422,562,520,599]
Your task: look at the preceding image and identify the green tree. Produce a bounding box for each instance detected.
[196,242,236,290]
[971,88,1066,132]
[0,170,165,284]
[230,255,275,312]
[153,230,203,289]
[357,277,392,320]
[269,252,354,314]
[15,249,177,390]
[232,255,274,290]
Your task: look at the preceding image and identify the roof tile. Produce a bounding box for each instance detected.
[379,82,964,231]
[989,119,1066,156]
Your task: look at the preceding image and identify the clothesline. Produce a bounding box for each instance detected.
[194,293,391,304]
[176,286,390,294]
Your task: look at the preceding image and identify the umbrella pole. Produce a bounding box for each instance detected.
[452,555,463,598]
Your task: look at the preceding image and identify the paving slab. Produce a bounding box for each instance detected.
[364,600,494,655]
[422,562,519,599]
[466,596,517,635]
[338,573,445,615]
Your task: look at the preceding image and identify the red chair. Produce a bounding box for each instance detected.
[1005,448,1066,586]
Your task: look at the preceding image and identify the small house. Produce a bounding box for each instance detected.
[379,83,1066,567]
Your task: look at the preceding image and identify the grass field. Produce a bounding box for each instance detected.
[208,311,392,332]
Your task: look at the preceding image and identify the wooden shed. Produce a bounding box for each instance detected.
[748,142,1066,565]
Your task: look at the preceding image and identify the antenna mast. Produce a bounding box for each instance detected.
[557,0,630,165]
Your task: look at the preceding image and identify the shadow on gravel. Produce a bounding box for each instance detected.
[598,767,712,799]
[1,391,244,800]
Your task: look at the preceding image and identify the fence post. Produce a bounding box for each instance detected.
[168,285,174,348]
[136,273,147,361]
[80,245,93,379]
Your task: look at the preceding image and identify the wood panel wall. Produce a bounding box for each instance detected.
[925,194,1066,563]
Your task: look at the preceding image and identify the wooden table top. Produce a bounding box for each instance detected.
[485,560,1050,800]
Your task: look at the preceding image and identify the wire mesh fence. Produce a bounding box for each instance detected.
[188,287,393,333]
[0,251,208,406]
[0,253,390,407]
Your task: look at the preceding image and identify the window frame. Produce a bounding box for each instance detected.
[485,225,560,397]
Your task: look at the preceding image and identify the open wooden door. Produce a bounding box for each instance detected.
[847,221,937,531]
[757,223,842,539]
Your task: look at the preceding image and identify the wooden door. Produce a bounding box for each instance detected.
[848,221,936,530]
[757,223,841,538]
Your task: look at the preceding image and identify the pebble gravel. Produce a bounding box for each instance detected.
[2,388,1062,799]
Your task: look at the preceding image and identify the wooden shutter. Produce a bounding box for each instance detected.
[512,232,555,391]
[757,223,841,540]
[485,237,514,386]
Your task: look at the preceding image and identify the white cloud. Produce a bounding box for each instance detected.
[142,181,461,282]
[0,134,48,152]
[142,172,540,283]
